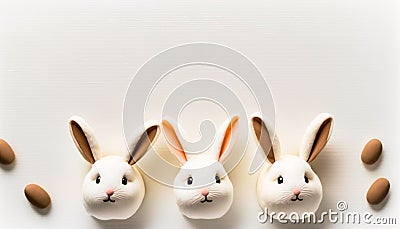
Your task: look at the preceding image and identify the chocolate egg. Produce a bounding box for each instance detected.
[361,139,382,165]
[0,139,15,164]
[366,178,390,205]
[24,184,51,209]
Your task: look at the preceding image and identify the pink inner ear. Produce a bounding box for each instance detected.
[162,120,187,164]
[219,116,239,161]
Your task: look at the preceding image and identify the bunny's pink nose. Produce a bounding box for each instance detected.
[292,188,301,195]
[200,188,209,196]
[106,189,114,196]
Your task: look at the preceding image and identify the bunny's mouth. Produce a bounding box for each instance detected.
[103,196,116,203]
[291,195,303,202]
[200,196,213,203]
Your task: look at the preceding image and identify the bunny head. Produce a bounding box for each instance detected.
[69,116,159,220]
[251,113,333,219]
[162,116,239,219]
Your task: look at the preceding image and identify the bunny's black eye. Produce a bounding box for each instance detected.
[96,175,101,184]
[122,176,128,185]
[277,176,283,184]
[215,175,221,184]
[304,175,309,183]
[187,176,193,185]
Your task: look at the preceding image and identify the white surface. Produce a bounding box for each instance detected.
[0,0,399,228]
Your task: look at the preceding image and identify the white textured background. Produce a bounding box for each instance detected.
[0,0,399,228]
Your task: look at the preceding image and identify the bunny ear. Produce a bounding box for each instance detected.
[251,116,280,164]
[300,113,333,163]
[162,119,187,165]
[214,116,240,163]
[69,116,101,164]
[127,124,160,166]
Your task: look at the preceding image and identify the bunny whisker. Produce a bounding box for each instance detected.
[191,197,203,205]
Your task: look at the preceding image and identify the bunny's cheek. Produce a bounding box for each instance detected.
[173,178,233,219]
[175,190,233,219]
[257,180,323,218]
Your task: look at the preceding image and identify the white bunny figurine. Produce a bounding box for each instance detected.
[69,116,159,220]
[162,116,239,219]
[251,113,333,219]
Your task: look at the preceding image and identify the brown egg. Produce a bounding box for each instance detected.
[366,178,390,205]
[0,139,15,164]
[24,184,51,209]
[361,139,382,165]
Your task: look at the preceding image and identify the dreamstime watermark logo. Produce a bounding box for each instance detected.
[257,201,397,225]
[122,43,275,187]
